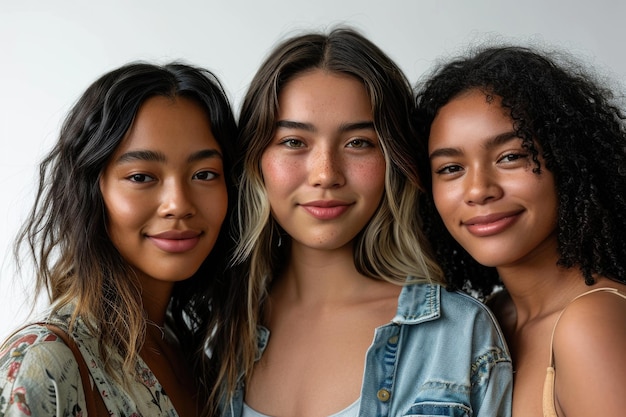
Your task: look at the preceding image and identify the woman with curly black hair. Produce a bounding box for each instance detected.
[415,45,626,417]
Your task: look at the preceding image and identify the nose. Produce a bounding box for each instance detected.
[158,179,196,219]
[308,146,345,188]
[465,167,503,205]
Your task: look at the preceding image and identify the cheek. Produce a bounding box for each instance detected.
[102,203,142,258]
[101,184,148,235]
[431,182,464,233]
[353,156,386,193]
[530,177,559,229]
[201,186,229,226]
[105,202,144,244]
[365,158,386,183]
[261,154,301,195]
[432,183,453,215]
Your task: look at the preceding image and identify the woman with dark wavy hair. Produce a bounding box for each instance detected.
[415,45,626,417]
[215,27,512,417]
[0,61,237,417]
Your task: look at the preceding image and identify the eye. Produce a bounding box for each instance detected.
[127,173,155,183]
[346,138,374,148]
[279,138,305,148]
[193,170,219,181]
[498,152,529,164]
[434,164,464,175]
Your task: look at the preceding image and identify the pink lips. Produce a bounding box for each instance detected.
[462,211,522,237]
[300,200,352,220]
[147,230,201,253]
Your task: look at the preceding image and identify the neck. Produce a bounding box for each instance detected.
[497,258,588,323]
[139,279,175,327]
[275,241,373,306]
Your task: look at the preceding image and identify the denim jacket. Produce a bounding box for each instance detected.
[222,283,512,417]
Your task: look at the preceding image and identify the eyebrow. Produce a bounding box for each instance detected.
[187,149,223,163]
[276,120,375,133]
[114,148,222,165]
[429,130,519,160]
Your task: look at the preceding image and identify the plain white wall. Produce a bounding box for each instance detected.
[1,0,625,336]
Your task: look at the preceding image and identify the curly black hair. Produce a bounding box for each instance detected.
[414,45,626,300]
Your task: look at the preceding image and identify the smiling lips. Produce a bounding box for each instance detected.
[147,230,201,253]
[300,200,352,220]
[462,211,523,237]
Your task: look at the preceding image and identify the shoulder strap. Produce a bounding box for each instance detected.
[543,287,625,417]
[547,287,626,366]
[44,325,109,417]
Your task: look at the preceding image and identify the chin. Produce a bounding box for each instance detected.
[463,250,510,268]
[148,268,201,283]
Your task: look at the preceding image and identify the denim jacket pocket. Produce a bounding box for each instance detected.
[403,401,471,417]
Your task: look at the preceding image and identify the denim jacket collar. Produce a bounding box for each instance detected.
[391,281,441,325]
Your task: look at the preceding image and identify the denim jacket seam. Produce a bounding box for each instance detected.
[469,346,511,389]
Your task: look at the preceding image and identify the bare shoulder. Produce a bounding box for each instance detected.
[552,288,626,416]
[556,288,626,337]
[555,287,626,349]
[559,288,626,327]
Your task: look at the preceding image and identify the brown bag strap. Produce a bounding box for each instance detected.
[44,325,109,416]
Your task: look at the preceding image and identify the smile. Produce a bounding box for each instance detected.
[462,211,522,237]
[300,200,352,220]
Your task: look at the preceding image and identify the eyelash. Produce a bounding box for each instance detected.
[193,170,219,180]
[498,152,528,163]
[279,138,305,148]
[128,173,155,183]
[278,137,375,149]
[126,170,219,183]
[435,165,462,175]
[434,152,530,175]
[346,138,374,148]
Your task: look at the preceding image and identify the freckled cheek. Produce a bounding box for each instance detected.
[362,159,385,182]
[260,156,302,193]
[352,157,386,191]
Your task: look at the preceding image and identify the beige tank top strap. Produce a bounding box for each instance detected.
[543,287,626,417]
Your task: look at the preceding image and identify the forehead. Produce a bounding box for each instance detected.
[429,89,514,147]
[110,95,220,160]
[277,70,372,118]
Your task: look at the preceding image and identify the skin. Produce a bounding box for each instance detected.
[99,95,228,417]
[429,89,559,271]
[428,88,626,417]
[245,70,401,417]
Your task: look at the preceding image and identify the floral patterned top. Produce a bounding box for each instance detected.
[0,305,180,417]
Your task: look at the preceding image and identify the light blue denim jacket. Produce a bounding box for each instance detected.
[222,283,512,417]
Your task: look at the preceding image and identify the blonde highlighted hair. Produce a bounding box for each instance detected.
[211,27,444,406]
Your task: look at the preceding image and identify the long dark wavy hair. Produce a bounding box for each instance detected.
[13,61,237,411]
[414,45,626,300]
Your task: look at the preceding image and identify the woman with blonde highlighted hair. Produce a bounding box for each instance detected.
[213,27,513,417]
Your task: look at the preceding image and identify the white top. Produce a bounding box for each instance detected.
[242,398,361,417]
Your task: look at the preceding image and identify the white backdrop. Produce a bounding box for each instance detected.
[1,0,625,336]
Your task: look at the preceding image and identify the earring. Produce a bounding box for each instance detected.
[278,235,282,247]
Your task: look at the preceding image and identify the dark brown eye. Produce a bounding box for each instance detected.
[128,173,154,183]
[193,171,219,181]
